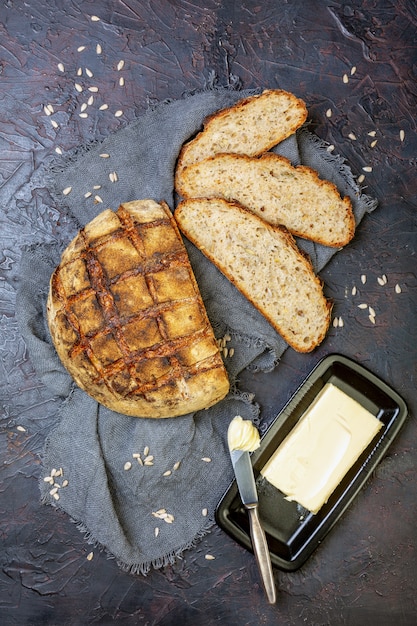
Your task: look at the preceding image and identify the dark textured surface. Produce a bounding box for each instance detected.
[1,1,416,624]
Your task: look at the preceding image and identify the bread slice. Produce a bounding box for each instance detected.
[47,199,229,417]
[175,89,307,189]
[177,153,355,247]
[175,198,332,353]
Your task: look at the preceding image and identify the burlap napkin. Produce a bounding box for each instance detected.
[16,87,377,574]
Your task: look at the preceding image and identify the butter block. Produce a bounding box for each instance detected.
[260,382,383,514]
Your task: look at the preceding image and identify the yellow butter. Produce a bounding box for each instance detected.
[228,415,260,452]
[261,383,382,514]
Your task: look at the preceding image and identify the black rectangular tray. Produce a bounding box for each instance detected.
[215,354,408,571]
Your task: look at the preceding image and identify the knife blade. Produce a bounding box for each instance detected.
[230,448,277,604]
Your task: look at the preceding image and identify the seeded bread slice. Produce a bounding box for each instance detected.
[175,89,307,189]
[177,152,355,247]
[175,198,332,353]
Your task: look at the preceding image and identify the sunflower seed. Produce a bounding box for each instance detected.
[77,67,82,76]
[53,492,60,500]
[44,105,52,116]
[63,186,72,195]
[173,461,181,470]
[17,425,26,432]
[368,306,376,317]
[362,166,373,172]
[395,283,402,294]
[351,66,357,75]
[99,104,109,110]
[84,191,92,198]
[88,95,94,106]
[205,554,215,560]
[44,476,54,483]
[51,120,59,129]
[55,147,63,154]
[94,195,103,203]
[77,46,86,52]
[358,303,368,309]
[86,551,94,560]
[79,113,88,118]
[369,314,376,324]
[144,455,154,463]
[143,446,150,456]
[88,86,99,92]
[201,457,211,463]
[326,108,332,118]
[338,317,344,327]
[91,15,100,21]
[163,470,171,477]
[348,132,357,140]
[343,73,349,83]
[85,68,93,77]
[58,62,65,72]
[400,130,405,142]
[50,487,58,496]
[144,460,154,466]
[327,144,335,152]
[229,348,235,357]
[117,60,125,71]
[351,286,357,296]
[114,110,123,117]
[62,479,69,487]
[357,174,365,183]
[124,461,132,471]
[361,274,367,284]
[74,83,83,92]
[333,317,339,328]
[202,508,208,516]
[99,153,110,158]
[154,527,160,537]
[119,76,125,87]
[368,130,377,137]
[370,139,378,148]
[80,103,88,112]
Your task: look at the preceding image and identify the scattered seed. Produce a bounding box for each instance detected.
[117,60,125,71]
[51,120,59,129]
[57,62,65,72]
[132,453,141,459]
[339,317,344,328]
[144,460,154,466]
[395,283,402,294]
[368,130,377,137]
[351,286,357,296]
[44,476,54,483]
[79,113,88,118]
[143,446,150,457]
[333,317,338,328]
[358,303,368,309]
[62,479,69,487]
[87,95,94,106]
[362,166,373,172]
[361,274,367,284]
[154,527,160,537]
[119,77,125,87]
[109,171,118,182]
[88,86,99,92]
[326,108,332,118]
[94,195,103,203]
[357,174,365,183]
[99,104,109,110]
[400,130,405,142]
[377,276,386,286]
[115,110,123,117]
[205,554,215,560]
[50,487,58,496]
[348,132,357,140]
[43,105,52,116]
[327,144,335,152]
[173,461,181,471]
[56,468,63,477]
[47,104,54,114]
[137,456,144,466]
[53,492,60,501]
[63,186,72,195]
[55,147,63,155]
[369,314,376,324]
[93,186,101,191]
[202,508,208,517]
[77,67,82,76]
[99,153,110,158]
[50,468,57,477]
[144,455,154,463]
[86,68,93,77]
[202,457,211,463]
[163,470,172,477]
[370,139,378,148]
[343,73,349,84]
[223,347,228,358]
[86,551,94,561]
[16,425,26,432]
[91,15,100,21]
[84,191,92,198]
[228,348,235,357]
[77,46,86,52]
[124,461,132,471]
[96,43,102,54]
[368,306,376,317]
[74,82,83,93]
[351,66,357,75]
[80,103,88,112]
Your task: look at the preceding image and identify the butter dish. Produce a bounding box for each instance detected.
[215,354,408,571]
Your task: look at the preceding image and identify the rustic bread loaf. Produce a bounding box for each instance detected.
[177,152,355,247]
[175,89,307,190]
[47,199,229,417]
[175,198,332,353]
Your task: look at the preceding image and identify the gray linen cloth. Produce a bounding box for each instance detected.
[16,88,377,574]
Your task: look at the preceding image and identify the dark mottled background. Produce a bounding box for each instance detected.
[1,1,416,624]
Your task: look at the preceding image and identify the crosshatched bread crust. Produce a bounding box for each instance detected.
[175,89,307,190]
[175,198,332,353]
[177,152,355,247]
[47,199,229,417]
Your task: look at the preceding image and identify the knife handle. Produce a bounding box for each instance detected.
[247,505,277,604]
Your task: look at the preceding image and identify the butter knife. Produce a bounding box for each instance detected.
[229,448,277,604]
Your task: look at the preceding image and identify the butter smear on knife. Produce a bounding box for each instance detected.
[228,416,260,452]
